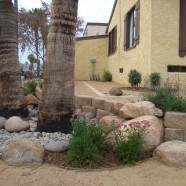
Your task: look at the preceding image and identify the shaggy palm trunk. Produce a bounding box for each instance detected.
[0,0,27,118]
[38,0,78,132]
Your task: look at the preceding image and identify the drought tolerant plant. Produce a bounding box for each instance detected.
[128,69,142,87]
[103,70,112,81]
[149,72,161,89]
[144,87,186,113]
[113,120,150,164]
[66,113,105,167]
[23,80,37,95]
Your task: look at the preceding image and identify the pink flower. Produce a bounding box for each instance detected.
[123,125,127,128]
[141,120,149,125]
[115,122,123,128]
[72,113,82,117]
[95,117,102,120]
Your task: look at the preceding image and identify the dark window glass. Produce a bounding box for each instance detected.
[167,66,186,72]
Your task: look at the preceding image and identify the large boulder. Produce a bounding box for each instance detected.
[5,116,30,132]
[25,94,38,105]
[119,101,163,119]
[44,140,69,152]
[109,87,123,96]
[35,88,42,100]
[0,117,7,129]
[99,116,124,134]
[164,128,185,141]
[153,141,186,167]
[2,138,44,166]
[106,115,164,152]
[96,109,113,118]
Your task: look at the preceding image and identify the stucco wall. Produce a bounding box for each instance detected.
[75,36,108,81]
[151,0,186,87]
[108,0,152,86]
[85,25,107,36]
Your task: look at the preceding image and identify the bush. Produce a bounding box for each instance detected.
[66,114,105,167]
[144,87,186,113]
[149,72,161,89]
[23,80,37,95]
[103,71,112,81]
[113,120,149,164]
[128,69,142,87]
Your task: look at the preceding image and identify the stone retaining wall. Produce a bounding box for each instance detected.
[75,96,186,142]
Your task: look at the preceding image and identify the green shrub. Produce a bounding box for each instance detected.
[149,72,161,89]
[103,71,112,81]
[113,120,149,164]
[128,69,142,87]
[144,87,186,113]
[66,114,105,167]
[38,80,43,89]
[23,80,37,95]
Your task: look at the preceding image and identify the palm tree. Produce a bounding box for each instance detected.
[38,0,78,132]
[0,0,27,118]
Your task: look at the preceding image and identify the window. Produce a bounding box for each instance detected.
[124,1,140,50]
[108,26,117,55]
[119,68,123,73]
[167,66,186,72]
[179,0,186,57]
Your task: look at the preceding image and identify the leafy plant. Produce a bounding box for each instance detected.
[149,72,161,89]
[113,120,149,164]
[23,80,37,95]
[103,71,112,81]
[66,114,105,167]
[128,69,142,87]
[144,87,186,113]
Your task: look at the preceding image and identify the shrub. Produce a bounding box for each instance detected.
[23,80,37,95]
[66,114,105,167]
[103,71,112,81]
[149,72,161,89]
[144,87,186,113]
[113,120,149,164]
[128,69,142,87]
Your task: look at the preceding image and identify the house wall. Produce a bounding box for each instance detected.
[108,0,152,86]
[84,25,107,36]
[151,0,186,87]
[75,36,108,81]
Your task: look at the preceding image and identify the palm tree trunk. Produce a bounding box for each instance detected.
[0,0,28,118]
[35,29,40,77]
[38,0,78,132]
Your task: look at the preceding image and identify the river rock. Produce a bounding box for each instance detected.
[5,116,30,132]
[0,117,6,129]
[109,87,123,96]
[44,140,69,152]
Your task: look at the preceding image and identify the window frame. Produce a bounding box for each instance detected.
[124,1,140,51]
[108,26,117,55]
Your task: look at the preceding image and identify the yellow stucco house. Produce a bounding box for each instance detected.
[75,0,186,87]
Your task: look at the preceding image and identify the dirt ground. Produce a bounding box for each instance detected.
[1,81,186,186]
[0,159,186,186]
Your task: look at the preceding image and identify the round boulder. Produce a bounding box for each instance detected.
[5,116,30,132]
[2,138,44,166]
[44,140,69,152]
[99,116,125,134]
[109,87,123,96]
[25,94,38,105]
[153,141,186,167]
[0,117,7,129]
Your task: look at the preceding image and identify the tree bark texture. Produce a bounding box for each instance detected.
[38,0,78,126]
[0,0,27,118]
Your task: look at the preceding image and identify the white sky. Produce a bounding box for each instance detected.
[16,0,115,63]
[17,0,115,23]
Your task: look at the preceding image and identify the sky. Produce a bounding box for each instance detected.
[16,0,115,63]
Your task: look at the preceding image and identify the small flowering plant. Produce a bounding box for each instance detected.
[113,120,150,164]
